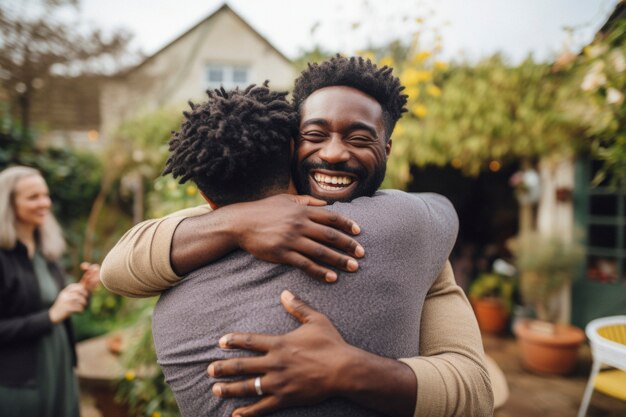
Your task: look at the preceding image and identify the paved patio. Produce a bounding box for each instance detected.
[484,334,626,417]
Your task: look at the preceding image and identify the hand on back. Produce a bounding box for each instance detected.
[231,194,364,282]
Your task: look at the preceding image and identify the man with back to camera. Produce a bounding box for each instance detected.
[101,56,493,417]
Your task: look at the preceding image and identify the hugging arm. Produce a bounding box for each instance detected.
[209,262,493,417]
[400,261,494,417]
[100,195,362,297]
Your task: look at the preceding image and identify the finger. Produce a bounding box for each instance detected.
[66,282,88,292]
[80,262,91,271]
[71,303,86,313]
[280,290,320,324]
[68,285,89,298]
[307,207,361,236]
[208,356,269,378]
[69,292,87,302]
[232,396,281,417]
[295,237,359,274]
[305,219,364,259]
[281,251,337,283]
[219,332,275,352]
[290,195,327,207]
[212,377,260,398]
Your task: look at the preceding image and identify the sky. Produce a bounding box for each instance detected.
[76,0,618,64]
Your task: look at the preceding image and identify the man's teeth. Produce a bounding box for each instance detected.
[314,173,354,190]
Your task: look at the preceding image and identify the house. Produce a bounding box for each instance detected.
[99,3,295,140]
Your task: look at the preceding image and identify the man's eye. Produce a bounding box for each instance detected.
[300,132,325,141]
[349,135,375,144]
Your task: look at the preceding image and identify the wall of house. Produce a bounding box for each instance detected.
[100,7,294,141]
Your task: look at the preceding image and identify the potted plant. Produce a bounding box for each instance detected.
[469,261,516,334]
[510,233,586,375]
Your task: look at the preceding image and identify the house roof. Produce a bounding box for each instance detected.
[123,3,291,76]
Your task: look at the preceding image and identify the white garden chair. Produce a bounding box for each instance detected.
[577,315,626,417]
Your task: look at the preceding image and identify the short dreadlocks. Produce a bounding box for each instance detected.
[292,55,408,140]
[163,82,297,206]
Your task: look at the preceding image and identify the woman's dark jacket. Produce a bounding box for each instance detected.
[0,241,76,387]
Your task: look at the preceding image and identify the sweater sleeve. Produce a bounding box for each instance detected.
[100,205,211,298]
[0,310,53,344]
[399,261,494,417]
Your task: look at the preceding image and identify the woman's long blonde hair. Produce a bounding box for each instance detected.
[0,166,66,260]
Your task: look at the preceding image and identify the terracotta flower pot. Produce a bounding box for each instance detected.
[471,297,509,334]
[513,320,585,375]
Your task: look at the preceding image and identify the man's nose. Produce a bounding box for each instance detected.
[318,136,350,163]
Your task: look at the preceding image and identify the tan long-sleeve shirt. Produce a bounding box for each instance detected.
[101,205,493,417]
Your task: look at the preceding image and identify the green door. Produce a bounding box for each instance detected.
[572,159,626,327]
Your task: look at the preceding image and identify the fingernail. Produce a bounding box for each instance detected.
[281,289,295,302]
[355,245,365,258]
[212,384,222,396]
[207,364,215,376]
[325,272,337,283]
[347,259,358,272]
[219,335,229,348]
[352,223,361,234]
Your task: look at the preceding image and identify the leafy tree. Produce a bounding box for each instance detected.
[0,0,132,138]
[565,22,626,187]
[83,108,183,260]
[389,55,586,181]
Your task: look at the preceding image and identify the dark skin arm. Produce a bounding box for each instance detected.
[171,194,364,282]
[208,290,416,417]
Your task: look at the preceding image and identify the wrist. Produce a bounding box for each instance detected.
[217,202,250,249]
[48,308,61,324]
[334,345,371,398]
[334,346,417,417]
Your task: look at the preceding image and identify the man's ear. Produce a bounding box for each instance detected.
[200,190,219,210]
[385,139,392,159]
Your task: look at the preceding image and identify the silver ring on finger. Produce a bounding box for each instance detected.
[254,376,264,396]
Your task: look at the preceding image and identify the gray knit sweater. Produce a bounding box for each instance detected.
[152,190,458,417]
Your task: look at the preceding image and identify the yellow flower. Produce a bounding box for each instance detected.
[401,68,420,86]
[186,185,197,196]
[124,370,136,381]
[411,104,428,118]
[426,84,442,97]
[415,70,433,83]
[401,69,432,87]
[378,56,394,68]
[414,51,432,62]
[434,61,448,71]
[404,87,419,100]
[152,412,161,417]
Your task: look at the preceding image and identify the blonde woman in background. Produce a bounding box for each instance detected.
[0,166,100,417]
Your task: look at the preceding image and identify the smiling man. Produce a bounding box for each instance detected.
[295,86,389,202]
[101,56,492,417]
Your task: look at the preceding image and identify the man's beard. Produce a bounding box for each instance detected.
[294,160,386,203]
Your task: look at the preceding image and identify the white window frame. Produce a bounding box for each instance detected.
[205,64,251,89]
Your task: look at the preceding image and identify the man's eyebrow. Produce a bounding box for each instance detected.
[300,118,329,129]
